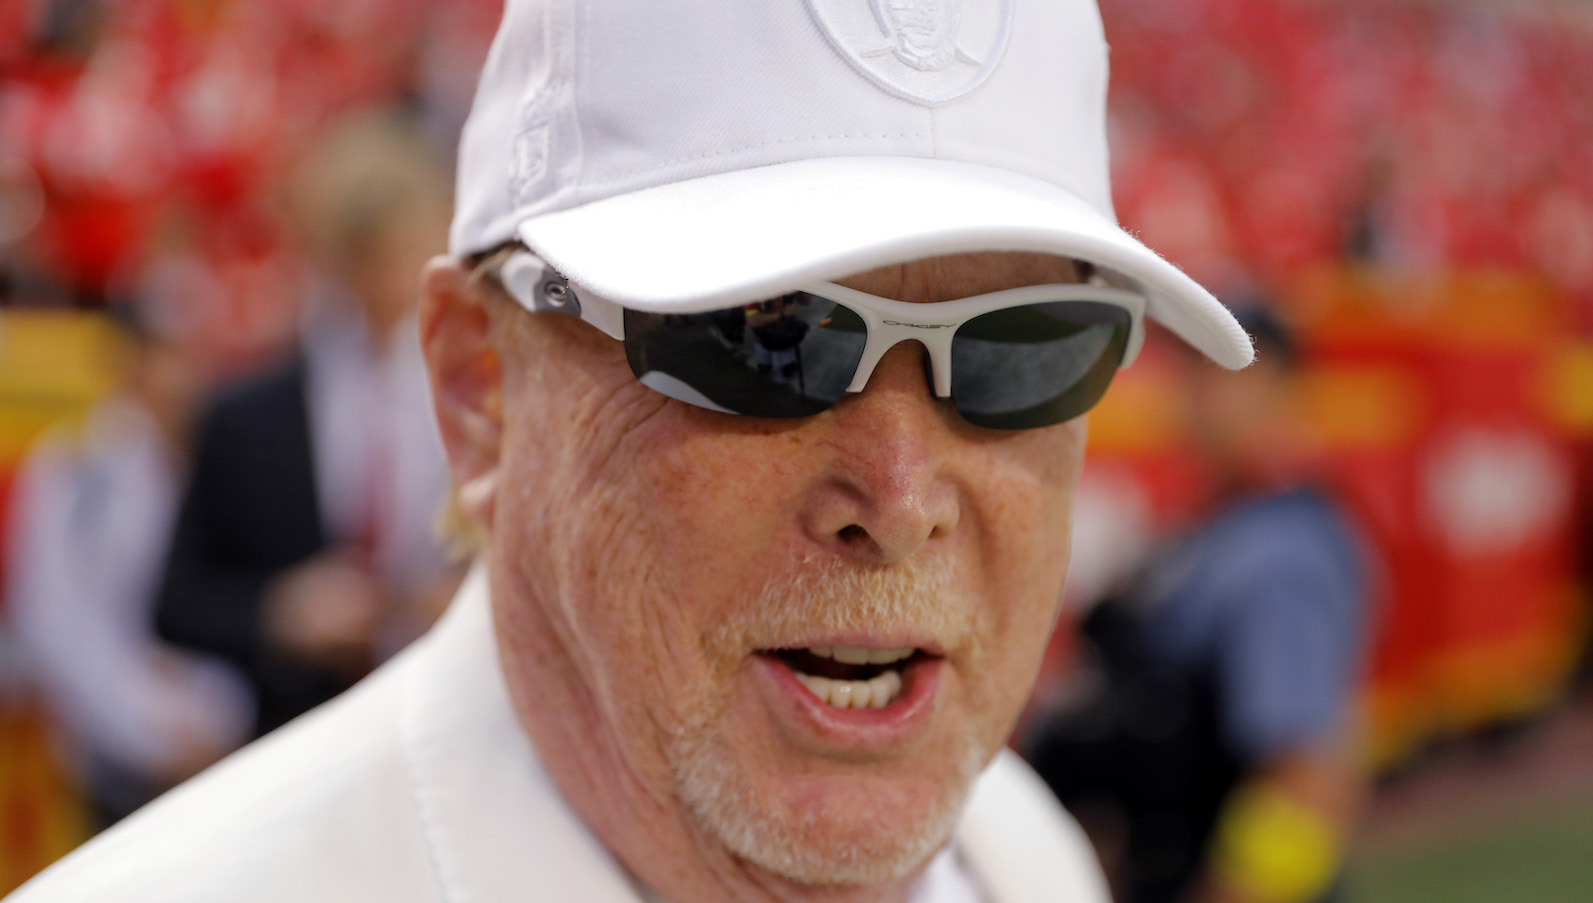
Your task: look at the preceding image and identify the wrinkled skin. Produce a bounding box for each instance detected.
[421,251,1087,903]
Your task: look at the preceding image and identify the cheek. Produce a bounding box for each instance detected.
[490,338,687,712]
[496,353,795,730]
[962,422,1084,724]
[578,417,814,714]
[975,418,1083,581]
[637,423,805,594]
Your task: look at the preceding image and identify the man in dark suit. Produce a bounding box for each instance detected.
[156,114,459,736]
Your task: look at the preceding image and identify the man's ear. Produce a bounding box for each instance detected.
[420,255,502,530]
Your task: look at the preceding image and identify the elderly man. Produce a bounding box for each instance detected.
[9,1,1252,901]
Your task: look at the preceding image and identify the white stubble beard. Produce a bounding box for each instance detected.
[664,556,990,887]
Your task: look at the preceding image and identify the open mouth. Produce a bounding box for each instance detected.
[773,645,930,710]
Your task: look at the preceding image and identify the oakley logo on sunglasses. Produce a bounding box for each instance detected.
[882,320,954,329]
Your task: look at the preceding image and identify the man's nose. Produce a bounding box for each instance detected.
[799,341,961,564]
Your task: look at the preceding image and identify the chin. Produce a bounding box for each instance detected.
[671,734,987,887]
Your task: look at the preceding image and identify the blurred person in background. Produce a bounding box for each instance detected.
[3,303,253,828]
[153,111,461,738]
[1026,308,1369,903]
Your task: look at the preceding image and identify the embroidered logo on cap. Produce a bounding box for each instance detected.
[805,0,1013,107]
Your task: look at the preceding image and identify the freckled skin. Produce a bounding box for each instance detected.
[427,251,1088,903]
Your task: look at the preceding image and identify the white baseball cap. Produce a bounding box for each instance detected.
[450,0,1253,369]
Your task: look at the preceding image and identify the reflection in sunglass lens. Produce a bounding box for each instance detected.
[950,301,1130,430]
[623,294,867,418]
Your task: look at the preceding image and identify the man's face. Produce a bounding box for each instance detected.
[476,252,1085,890]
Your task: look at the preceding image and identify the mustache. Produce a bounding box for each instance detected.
[706,554,976,655]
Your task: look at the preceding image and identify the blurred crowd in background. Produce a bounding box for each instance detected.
[0,0,1590,900]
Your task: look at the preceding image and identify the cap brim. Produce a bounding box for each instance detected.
[518,157,1254,370]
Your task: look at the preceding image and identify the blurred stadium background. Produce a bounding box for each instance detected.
[1,0,1590,899]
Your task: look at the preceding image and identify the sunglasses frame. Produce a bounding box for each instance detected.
[499,250,1146,410]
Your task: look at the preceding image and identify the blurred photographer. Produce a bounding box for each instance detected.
[1028,308,1370,903]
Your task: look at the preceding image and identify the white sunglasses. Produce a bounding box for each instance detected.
[500,252,1145,429]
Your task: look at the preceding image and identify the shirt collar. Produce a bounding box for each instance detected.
[399,565,646,902]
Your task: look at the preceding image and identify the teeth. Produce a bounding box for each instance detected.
[868,647,914,664]
[809,645,915,666]
[832,646,871,665]
[788,645,916,709]
[794,670,904,709]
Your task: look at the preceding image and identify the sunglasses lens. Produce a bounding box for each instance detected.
[623,293,867,418]
[949,301,1131,430]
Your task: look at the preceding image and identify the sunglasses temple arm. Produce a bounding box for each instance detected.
[501,252,625,340]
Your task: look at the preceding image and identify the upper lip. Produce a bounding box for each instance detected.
[764,635,947,658]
